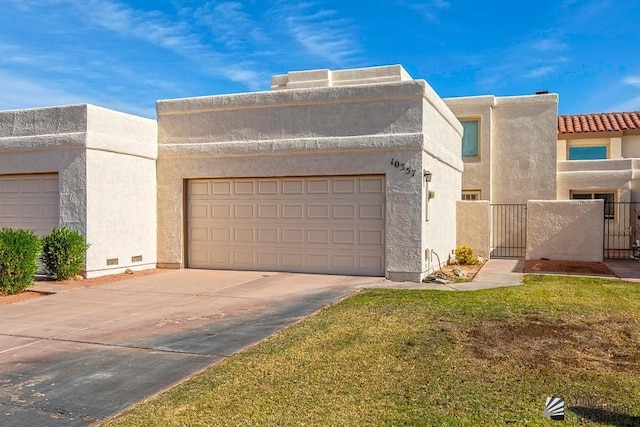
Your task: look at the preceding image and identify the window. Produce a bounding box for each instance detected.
[568,146,607,160]
[461,120,479,158]
[462,190,481,201]
[570,192,615,219]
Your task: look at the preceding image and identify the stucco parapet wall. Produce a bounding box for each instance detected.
[418,79,463,137]
[0,133,87,154]
[158,134,424,158]
[157,80,427,118]
[0,104,87,137]
[493,93,558,107]
[158,81,439,148]
[558,171,637,188]
[558,158,640,173]
[443,95,496,108]
[86,104,157,160]
[0,104,157,160]
[271,65,412,90]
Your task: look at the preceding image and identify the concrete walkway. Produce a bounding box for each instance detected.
[605,260,640,282]
[460,258,525,289]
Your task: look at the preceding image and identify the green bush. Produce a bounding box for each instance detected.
[0,228,41,295]
[41,227,89,280]
[455,245,478,265]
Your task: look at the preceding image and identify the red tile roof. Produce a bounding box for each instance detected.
[558,111,640,134]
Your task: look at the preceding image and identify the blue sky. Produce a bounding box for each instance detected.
[1,0,639,118]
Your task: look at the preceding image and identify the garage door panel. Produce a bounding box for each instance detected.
[333,178,356,193]
[187,175,385,276]
[258,180,278,194]
[258,252,278,266]
[282,204,303,218]
[257,228,278,243]
[0,174,59,237]
[234,204,254,218]
[257,204,278,218]
[1,180,19,193]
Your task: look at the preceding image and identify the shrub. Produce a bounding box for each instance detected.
[0,228,41,295]
[455,245,478,265]
[41,227,89,280]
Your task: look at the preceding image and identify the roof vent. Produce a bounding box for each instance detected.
[535,90,549,95]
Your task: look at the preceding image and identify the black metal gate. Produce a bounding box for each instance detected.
[491,204,527,258]
[604,202,640,260]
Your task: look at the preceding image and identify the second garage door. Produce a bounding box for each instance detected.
[187,175,385,276]
[0,174,59,236]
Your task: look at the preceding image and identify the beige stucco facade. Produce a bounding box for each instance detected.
[0,104,157,278]
[445,94,558,203]
[156,66,463,282]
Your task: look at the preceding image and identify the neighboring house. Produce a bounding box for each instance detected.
[557,112,640,259]
[0,105,158,278]
[557,112,640,204]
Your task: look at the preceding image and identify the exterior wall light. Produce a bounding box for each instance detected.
[424,171,432,183]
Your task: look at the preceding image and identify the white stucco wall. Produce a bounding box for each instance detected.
[526,200,604,262]
[84,105,157,277]
[456,201,490,259]
[492,95,558,203]
[157,67,462,282]
[421,86,464,274]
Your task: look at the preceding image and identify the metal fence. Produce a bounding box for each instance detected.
[604,202,640,260]
[491,204,527,258]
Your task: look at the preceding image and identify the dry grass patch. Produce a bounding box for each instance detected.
[106,275,640,426]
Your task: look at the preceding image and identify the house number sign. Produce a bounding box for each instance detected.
[390,158,417,177]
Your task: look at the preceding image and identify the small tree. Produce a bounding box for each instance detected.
[41,227,90,280]
[0,228,40,295]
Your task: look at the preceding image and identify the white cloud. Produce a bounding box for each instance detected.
[0,71,156,117]
[0,71,91,110]
[525,66,556,79]
[275,2,361,65]
[610,95,640,112]
[531,37,568,52]
[196,1,266,50]
[70,0,266,88]
[405,0,450,22]
[624,76,640,88]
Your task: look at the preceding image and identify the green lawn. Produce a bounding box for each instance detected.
[106,275,640,426]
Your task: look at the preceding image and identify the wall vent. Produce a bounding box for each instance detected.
[106,258,119,266]
[131,255,143,262]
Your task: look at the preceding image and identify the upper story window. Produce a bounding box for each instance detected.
[568,145,607,160]
[461,120,479,158]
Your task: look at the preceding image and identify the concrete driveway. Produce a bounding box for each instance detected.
[0,270,386,426]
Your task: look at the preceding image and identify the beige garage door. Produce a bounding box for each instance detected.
[0,174,59,236]
[187,175,385,276]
